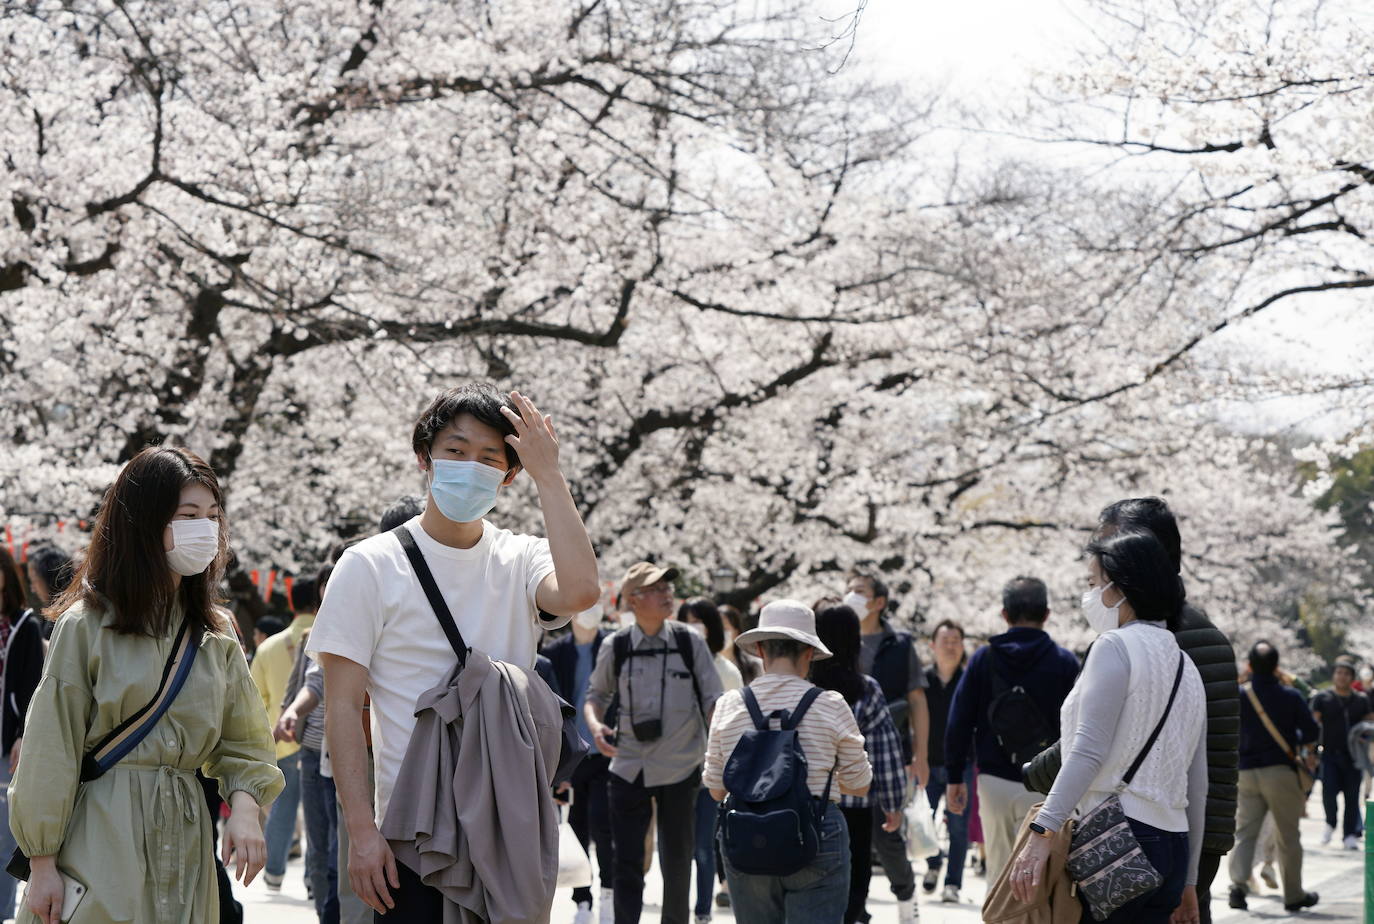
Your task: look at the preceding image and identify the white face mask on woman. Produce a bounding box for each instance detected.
[167,518,219,576]
[842,591,869,617]
[1081,582,1121,635]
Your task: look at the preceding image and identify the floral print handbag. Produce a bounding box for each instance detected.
[1066,654,1185,921]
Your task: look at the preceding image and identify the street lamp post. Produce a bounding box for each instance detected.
[710,565,738,597]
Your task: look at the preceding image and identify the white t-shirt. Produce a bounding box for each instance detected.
[306,515,562,822]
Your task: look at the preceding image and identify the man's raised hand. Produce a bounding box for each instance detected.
[501,391,561,484]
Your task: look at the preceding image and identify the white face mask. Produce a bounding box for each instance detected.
[683,621,706,639]
[1081,582,1121,635]
[842,591,869,616]
[167,518,219,576]
[574,608,602,630]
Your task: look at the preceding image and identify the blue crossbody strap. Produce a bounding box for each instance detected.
[79,615,199,782]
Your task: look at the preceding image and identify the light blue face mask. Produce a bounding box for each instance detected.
[428,459,507,523]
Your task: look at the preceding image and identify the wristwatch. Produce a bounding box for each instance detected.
[1028,822,1053,839]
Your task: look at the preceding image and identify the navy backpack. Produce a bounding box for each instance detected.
[719,686,834,877]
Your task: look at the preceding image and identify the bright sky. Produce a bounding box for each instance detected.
[827,0,1373,437]
[838,0,1080,96]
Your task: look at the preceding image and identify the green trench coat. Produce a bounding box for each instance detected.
[8,605,285,924]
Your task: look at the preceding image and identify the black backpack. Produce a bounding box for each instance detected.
[984,649,1054,767]
[719,687,834,877]
[605,623,704,731]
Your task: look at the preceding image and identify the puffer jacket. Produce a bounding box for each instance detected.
[1022,603,1238,855]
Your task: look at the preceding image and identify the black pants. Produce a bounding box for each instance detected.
[840,806,874,924]
[376,860,443,923]
[198,771,242,924]
[1196,850,1222,924]
[1321,753,1365,837]
[609,768,700,924]
[569,754,615,905]
[870,802,915,901]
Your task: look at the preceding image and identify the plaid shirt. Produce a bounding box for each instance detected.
[840,675,907,813]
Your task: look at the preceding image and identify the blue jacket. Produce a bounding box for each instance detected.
[944,626,1079,782]
[1239,674,1320,770]
[541,630,607,702]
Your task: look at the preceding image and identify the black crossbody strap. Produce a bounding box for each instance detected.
[1121,653,1186,787]
[393,526,468,666]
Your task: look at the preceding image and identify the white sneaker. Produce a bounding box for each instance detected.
[942,884,960,903]
[1344,834,1360,850]
[1321,824,1334,845]
[573,901,593,924]
[898,897,919,923]
[599,889,614,924]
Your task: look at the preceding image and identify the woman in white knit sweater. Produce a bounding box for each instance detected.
[1008,528,1208,924]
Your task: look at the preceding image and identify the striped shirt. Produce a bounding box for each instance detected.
[704,672,872,801]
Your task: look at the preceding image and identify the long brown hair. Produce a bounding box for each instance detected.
[49,446,230,637]
[0,547,26,619]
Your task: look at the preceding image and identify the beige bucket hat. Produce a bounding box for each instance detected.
[734,599,833,660]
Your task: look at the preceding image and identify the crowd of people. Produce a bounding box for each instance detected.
[0,382,1369,924]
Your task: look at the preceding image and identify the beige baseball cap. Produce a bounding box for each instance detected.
[618,562,680,602]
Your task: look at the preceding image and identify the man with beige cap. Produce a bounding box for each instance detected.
[585,562,724,924]
[704,599,873,924]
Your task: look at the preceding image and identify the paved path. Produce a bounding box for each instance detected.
[233,813,1365,922]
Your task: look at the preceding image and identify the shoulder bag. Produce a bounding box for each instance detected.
[7,614,201,881]
[1242,682,1315,795]
[392,525,589,783]
[1066,652,1185,921]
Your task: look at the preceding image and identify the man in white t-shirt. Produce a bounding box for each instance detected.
[308,384,600,919]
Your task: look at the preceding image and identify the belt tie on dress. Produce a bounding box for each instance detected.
[152,765,200,827]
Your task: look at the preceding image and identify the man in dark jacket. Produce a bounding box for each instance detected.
[1228,641,1320,912]
[1310,654,1372,849]
[1022,497,1239,924]
[944,576,1079,885]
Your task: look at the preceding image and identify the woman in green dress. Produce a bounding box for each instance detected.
[10,446,285,924]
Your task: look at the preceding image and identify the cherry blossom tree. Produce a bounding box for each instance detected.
[0,0,1355,657]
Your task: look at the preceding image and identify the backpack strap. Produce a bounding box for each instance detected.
[609,625,709,725]
[670,622,697,673]
[612,630,633,677]
[668,623,707,720]
[817,760,838,817]
[393,526,468,666]
[782,687,824,731]
[1120,653,1186,788]
[983,646,1011,707]
[741,686,769,731]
